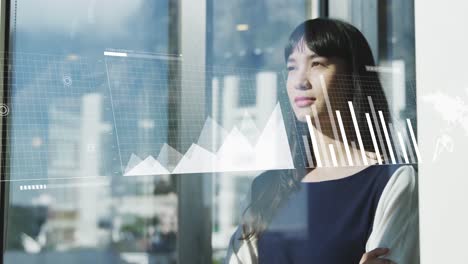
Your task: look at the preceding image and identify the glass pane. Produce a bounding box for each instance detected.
[329,0,416,120]
[4,1,178,263]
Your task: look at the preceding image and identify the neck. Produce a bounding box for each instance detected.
[310,122,377,168]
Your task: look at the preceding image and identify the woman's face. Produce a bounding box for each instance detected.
[286,42,350,123]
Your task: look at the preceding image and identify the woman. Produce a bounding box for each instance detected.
[225,19,419,264]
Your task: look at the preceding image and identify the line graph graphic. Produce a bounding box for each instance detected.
[123,104,294,176]
[104,51,295,176]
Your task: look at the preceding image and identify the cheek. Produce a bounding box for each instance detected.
[285,81,295,99]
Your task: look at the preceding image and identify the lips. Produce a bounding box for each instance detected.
[294,96,316,107]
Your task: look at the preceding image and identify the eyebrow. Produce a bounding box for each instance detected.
[309,54,320,59]
[287,54,321,63]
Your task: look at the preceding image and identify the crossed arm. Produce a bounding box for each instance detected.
[225,166,419,264]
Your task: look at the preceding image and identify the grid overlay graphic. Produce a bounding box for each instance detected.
[2,51,420,185]
[1,52,118,184]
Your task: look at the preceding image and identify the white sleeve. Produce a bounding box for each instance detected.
[225,185,258,264]
[224,226,258,264]
[366,165,420,264]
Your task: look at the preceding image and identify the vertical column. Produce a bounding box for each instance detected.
[179,0,211,262]
[348,101,368,165]
[219,76,238,253]
[212,77,219,153]
[77,94,103,247]
[0,0,7,208]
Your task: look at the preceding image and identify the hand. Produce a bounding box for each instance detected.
[359,248,396,264]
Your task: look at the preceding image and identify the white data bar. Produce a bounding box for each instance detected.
[348,101,368,165]
[306,115,322,167]
[397,132,410,163]
[336,110,353,166]
[329,144,338,167]
[407,119,422,162]
[104,51,128,57]
[366,113,383,164]
[378,111,396,164]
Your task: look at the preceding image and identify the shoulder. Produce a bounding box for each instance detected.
[375,165,418,222]
[384,165,417,197]
[251,171,273,193]
[366,165,419,263]
[371,165,416,196]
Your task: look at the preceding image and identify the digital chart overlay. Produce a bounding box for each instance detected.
[293,75,421,168]
[122,104,295,176]
[1,51,424,183]
[104,51,295,176]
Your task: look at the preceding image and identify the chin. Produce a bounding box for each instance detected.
[294,109,311,123]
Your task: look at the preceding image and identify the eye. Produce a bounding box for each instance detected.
[287,65,296,71]
[311,61,321,67]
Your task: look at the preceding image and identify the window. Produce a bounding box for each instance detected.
[1,1,418,263]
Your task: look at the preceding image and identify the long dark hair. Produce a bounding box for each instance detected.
[241,18,392,240]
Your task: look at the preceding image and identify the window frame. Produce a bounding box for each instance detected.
[0,0,11,262]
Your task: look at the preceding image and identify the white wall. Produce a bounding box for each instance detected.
[416,1,468,263]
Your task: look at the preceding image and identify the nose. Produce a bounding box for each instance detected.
[293,70,312,91]
[295,80,311,90]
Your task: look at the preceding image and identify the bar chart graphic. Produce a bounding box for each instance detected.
[295,74,421,168]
